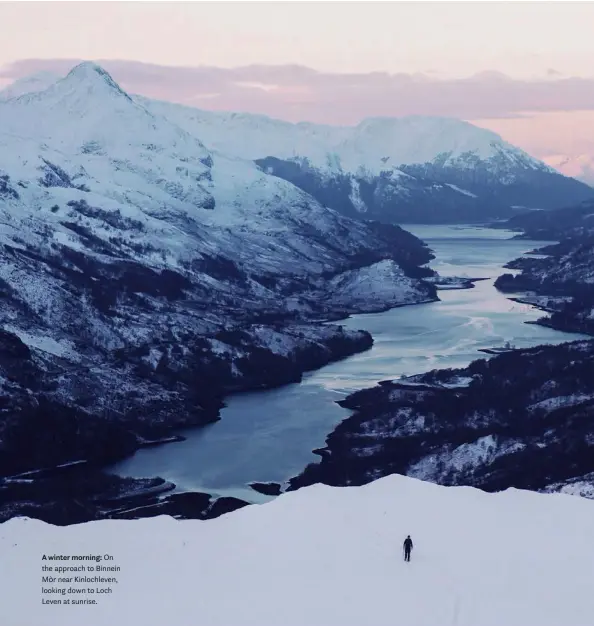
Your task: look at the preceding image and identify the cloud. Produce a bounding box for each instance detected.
[3,58,594,125]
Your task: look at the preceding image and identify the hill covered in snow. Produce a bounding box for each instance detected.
[2,474,594,626]
[0,70,61,101]
[138,98,593,223]
[2,67,591,224]
[0,62,437,508]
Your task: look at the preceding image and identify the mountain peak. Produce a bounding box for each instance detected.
[64,61,132,100]
[0,60,165,148]
[67,61,109,80]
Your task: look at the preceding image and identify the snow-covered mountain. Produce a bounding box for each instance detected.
[0,62,430,278]
[4,66,591,223]
[137,98,593,223]
[3,474,594,626]
[0,70,61,101]
[0,62,437,486]
[544,153,594,187]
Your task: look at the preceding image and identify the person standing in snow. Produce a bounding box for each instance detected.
[403,535,413,562]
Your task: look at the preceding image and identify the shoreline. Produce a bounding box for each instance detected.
[1,229,561,525]
[0,274,447,524]
[285,222,594,497]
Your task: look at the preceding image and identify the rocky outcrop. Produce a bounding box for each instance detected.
[250,482,283,496]
[257,155,594,225]
[503,199,594,240]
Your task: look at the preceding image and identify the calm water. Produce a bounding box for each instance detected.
[109,226,588,502]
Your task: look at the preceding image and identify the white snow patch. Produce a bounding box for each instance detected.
[2,475,594,626]
[409,435,525,480]
[440,375,474,388]
[528,394,592,413]
[3,325,79,360]
[445,183,478,198]
[348,178,368,213]
[326,259,429,311]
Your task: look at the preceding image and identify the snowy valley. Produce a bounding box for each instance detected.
[287,209,594,500]
[0,62,438,520]
[1,62,594,529]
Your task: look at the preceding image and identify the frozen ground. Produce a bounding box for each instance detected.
[1,474,594,626]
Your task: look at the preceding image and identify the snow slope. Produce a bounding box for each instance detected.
[3,71,542,176]
[139,101,544,176]
[4,65,590,222]
[2,474,594,626]
[324,259,433,311]
[0,61,431,331]
[137,98,593,222]
[0,62,430,277]
[0,71,61,101]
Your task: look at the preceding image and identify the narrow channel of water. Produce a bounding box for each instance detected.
[109,226,589,502]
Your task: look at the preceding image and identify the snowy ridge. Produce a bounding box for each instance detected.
[137,97,592,222]
[2,474,594,626]
[3,65,590,223]
[0,70,61,101]
[324,259,431,312]
[0,62,423,292]
[0,63,213,157]
[0,72,559,176]
[138,99,548,176]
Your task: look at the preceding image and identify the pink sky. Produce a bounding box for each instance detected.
[1,2,594,180]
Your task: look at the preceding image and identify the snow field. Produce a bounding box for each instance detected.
[2,474,594,626]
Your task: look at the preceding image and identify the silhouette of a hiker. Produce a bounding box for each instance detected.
[403,535,413,562]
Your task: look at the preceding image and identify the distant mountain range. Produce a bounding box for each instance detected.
[138,100,594,224]
[2,66,593,224]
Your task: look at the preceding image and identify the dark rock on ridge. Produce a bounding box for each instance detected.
[250,482,283,496]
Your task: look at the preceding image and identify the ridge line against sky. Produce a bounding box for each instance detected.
[1,1,594,183]
[3,57,594,124]
[3,56,594,184]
